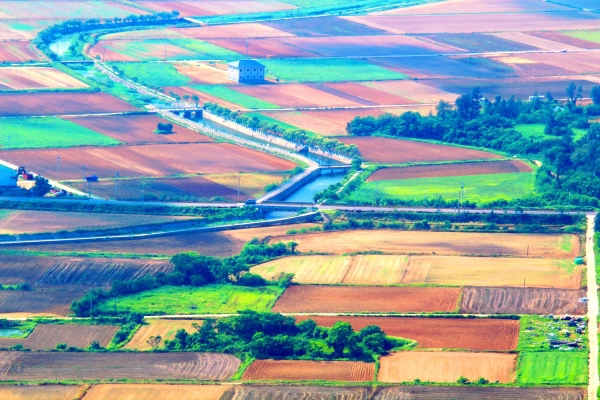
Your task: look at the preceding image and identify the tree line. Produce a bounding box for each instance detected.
[347,84,600,207]
[162,310,407,361]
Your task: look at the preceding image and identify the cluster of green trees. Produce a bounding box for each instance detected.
[163,310,407,361]
[204,102,360,159]
[34,11,181,60]
[71,241,296,316]
[347,85,600,207]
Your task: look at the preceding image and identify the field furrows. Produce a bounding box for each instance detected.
[0,324,119,350]
[0,352,240,381]
[0,385,84,400]
[84,384,230,400]
[242,359,374,381]
[221,385,370,400]
[272,285,461,313]
[459,287,587,315]
[0,290,85,316]
[372,386,585,399]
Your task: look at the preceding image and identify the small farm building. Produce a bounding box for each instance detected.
[227,60,265,83]
[0,165,16,187]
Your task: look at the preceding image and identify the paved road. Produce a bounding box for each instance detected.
[587,214,599,399]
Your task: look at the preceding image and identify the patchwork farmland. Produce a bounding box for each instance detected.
[0,0,596,396]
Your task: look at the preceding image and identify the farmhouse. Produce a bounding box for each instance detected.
[227,60,265,83]
[0,164,16,187]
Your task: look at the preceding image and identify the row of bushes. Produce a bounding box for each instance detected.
[204,102,360,159]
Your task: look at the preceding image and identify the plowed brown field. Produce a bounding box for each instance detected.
[378,352,516,383]
[367,160,531,181]
[0,92,137,117]
[460,287,587,315]
[270,230,579,258]
[6,143,296,180]
[0,385,84,400]
[372,386,585,400]
[125,319,199,350]
[85,384,230,400]
[295,316,519,350]
[0,290,85,316]
[0,255,172,287]
[67,114,213,145]
[338,137,500,163]
[234,83,361,108]
[0,324,119,350]
[0,352,240,381]
[272,286,461,313]
[221,385,370,399]
[243,359,374,382]
[0,210,187,234]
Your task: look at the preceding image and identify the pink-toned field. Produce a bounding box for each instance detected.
[66,114,213,145]
[375,0,572,15]
[338,137,501,163]
[325,82,415,106]
[361,80,458,103]
[491,32,582,52]
[174,23,295,39]
[208,38,316,58]
[367,160,532,181]
[234,83,363,108]
[173,62,231,84]
[0,41,41,62]
[138,0,296,17]
[5,143,296,180]
[0,92,137,117]
[346,12,600,35]
[0,1,144,20]
[0,324,119,350]
[520,52,600,75]
[0,67,87,90]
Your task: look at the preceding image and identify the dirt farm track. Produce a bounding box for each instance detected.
[0,352,240,381]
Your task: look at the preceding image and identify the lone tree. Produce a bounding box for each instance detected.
[147,335,162,351]
[156,122,173,134]
[31,176,51,197]
[591,86,600,105]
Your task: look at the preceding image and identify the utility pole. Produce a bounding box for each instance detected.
[246,39,249,58]
[375,181,379,205]
[142,182,146,202]
[460,181,465,210]
[56,156,60,181]
[114,172,119,200]
[237,174,241,201]
[83,165,86,181]
[88,180,91,199]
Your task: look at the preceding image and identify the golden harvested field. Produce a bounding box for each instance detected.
[378,352,517,383]
[0,67,88,90]
[84,384,230,400]
[251,255,582,288]
[222,223,320,242]
[173,62,230,84]
[0,385,84,400]
[125,319,200,350]
[243,359,374,382]
[270,230,579,258]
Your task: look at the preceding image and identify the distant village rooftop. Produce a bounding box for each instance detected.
[227,60,265,83]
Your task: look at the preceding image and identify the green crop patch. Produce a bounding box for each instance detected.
[348,172,535,205]
[194,85,280,109]
[114,62,190,88]
[516,352,587,385]
[100,284,284,315]
[261,58,407,83]
[0,117,120,149]
[564,30,600,44]
[515,124,586,141]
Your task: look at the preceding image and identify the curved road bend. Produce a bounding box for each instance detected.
[587,214,599,399]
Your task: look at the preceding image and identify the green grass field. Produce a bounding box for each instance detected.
[516,352,587,385]
[261,58,407,83]
[115,62,190,87]
[348,172,535,205]
[0,117,120,149]
[100,284,284,315]
[106,39,240,62]
[563,30,600,44]
[194,85,280,109]
[515,124,586,141]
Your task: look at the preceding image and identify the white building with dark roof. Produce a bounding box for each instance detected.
[227,60,265,83]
